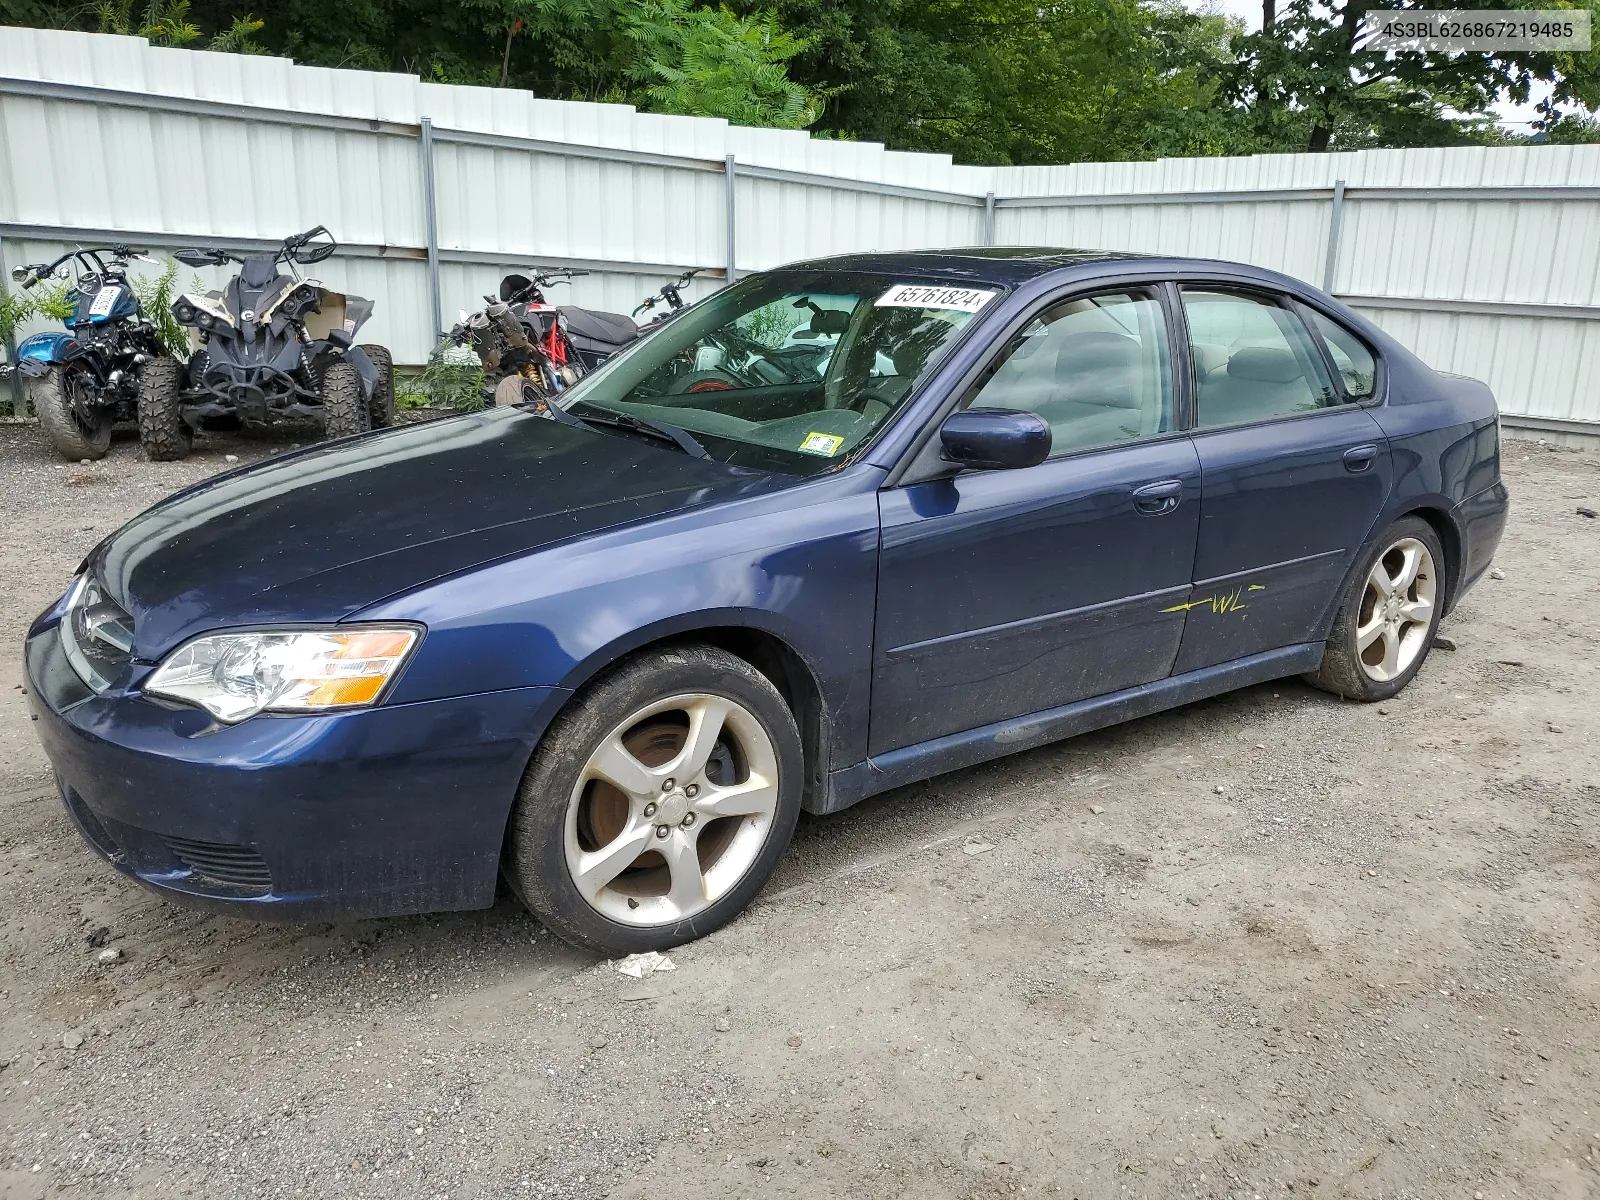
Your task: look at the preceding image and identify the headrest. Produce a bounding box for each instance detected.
[1228,346,1301,383]
[240,255,280,290]
[1192,342,1229,377]
[1056,331,1140,407]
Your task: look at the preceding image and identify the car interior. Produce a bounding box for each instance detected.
[966,290,1173,453]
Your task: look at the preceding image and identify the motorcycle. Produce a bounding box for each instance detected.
[150,227,394,459]
[9,245,181,461]
[447,267,643,407]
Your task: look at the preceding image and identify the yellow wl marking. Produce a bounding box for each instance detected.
[1161,583,1265,615]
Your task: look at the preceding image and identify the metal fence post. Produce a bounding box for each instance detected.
[0,234,25,418]
[984,191,996,246]
[420,117,443,341]
[1322,179,1346,293]
[725,154,738,283]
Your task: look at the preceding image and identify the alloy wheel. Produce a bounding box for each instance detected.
[564,693,780,927]
[1356,536,1437,682]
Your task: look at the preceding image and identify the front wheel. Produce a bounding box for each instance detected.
[1306,516,1445,701]
[360,344,395,428]
[136,357,192,461]
[31,367,111,461]
[319,360,369,440]
[504,645,804,954]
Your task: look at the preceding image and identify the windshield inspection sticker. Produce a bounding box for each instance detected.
[799,431,845,456]
[876,283,996,312]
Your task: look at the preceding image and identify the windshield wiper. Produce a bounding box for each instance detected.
[565,405,712,460]
[530,393,713,460]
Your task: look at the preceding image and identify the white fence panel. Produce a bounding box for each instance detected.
[3,26,1600,437]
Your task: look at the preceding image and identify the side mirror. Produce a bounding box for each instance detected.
[939,408,1051,471]
[10,264,29,283]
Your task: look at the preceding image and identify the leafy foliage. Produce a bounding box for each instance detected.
[1217,0,1600,151]
[415,342,488,412]
[128,260,191,358]
[0,287,36,351]
[646,3,822,128]
[5,0,1596,157]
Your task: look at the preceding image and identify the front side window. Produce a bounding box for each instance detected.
[1182,289,1342,428]
[1305,308,1378,399]
[556,272,996,475]
[966,289,1174,456]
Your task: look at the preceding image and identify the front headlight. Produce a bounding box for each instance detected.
[144,626,420,723]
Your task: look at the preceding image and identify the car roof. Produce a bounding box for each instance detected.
[771,247,1292,290]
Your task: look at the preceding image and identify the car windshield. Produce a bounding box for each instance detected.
[554,270,1001,475]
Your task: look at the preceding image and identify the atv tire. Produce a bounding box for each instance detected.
[136,357,192,462]
[32,367,111,461]
[320,360,369,440]
[361,344,396,428]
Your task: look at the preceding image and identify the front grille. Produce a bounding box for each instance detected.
[163,836,274,892]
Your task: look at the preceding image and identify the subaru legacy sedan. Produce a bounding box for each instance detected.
[26,248,1508,954]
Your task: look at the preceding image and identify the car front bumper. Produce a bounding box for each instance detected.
[26,622,568,921]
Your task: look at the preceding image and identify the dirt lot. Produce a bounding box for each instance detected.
[0,420,1596,1200]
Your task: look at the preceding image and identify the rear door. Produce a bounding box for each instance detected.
[1173,286,1393,673]
[870,284,1201,755]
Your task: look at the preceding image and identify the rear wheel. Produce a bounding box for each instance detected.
[504,645,804,954]
[493,374,538,407]
[360,344,395,428]
[136,357,192,461]
[1306,516,1445,701]
[31,367,111,461]
[319,360,368,440]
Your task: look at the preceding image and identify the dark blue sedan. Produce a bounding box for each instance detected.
[25,249,1508,954]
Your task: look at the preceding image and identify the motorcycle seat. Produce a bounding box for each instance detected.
[558,306,639,349]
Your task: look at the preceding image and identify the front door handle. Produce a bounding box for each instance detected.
[1343,444,1379,473]
[1132,479,1184,515]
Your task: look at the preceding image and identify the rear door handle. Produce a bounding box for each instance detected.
[1132,479,1184,515]
[1343,444,1379,473]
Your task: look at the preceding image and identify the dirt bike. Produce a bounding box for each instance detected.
[448,268,643,407]
[10,246,180,461]
[146,227,394,459]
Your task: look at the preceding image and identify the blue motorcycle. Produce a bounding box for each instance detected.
[10,246,181,461]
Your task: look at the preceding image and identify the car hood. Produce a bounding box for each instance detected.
[90,410,785,659]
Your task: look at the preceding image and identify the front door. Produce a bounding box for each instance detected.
[870,286,1201,756]
[1172,287,1394,673]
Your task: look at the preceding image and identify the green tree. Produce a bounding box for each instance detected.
[1220,0,1600,151]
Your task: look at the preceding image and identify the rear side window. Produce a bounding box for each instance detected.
[1181,289,1342,429]
[1306,309,1377,399]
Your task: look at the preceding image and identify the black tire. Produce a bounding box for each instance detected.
[31,368,111,461]
[361,344,396,428]
[505,644,804,955]
[1306,515,1446,702]
[135,357,193,462]
[319,359,369,440]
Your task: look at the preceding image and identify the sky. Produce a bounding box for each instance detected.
[1187,0,1553,129]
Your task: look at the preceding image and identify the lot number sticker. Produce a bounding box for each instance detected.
[876,283,996,312]
[799,431,845,456]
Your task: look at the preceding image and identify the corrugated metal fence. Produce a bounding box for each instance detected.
[3,27,1598,437]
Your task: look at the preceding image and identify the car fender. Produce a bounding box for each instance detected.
[360,470,885,771]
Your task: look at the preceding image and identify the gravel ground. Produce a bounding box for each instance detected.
[0,420,1597,1200]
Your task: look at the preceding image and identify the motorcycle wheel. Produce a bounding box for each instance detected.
[360,344,396,428]
[320,360,370,440]
[31,367,111,461]
[493,375,540,407]
[136,358,193,462]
